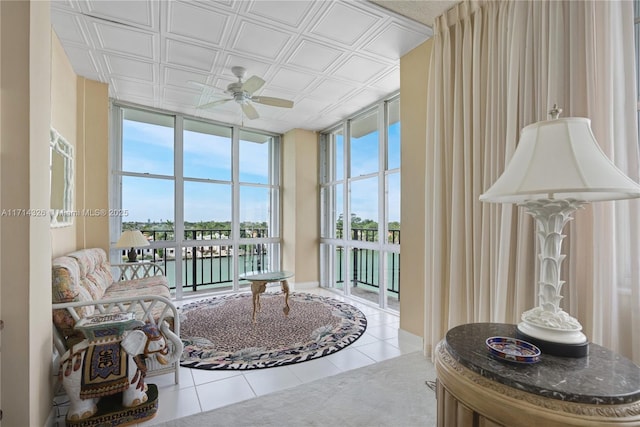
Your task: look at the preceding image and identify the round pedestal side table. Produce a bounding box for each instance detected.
[435,323,640,427]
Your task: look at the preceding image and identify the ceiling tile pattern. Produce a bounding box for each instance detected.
[51,0,436,134]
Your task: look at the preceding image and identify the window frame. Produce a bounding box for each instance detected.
[319,93,401,310]
[110,102,282,300]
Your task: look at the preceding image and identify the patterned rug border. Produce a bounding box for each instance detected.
[179,292,367,370]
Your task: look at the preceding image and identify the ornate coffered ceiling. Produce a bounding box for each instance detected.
[51,0,455,134]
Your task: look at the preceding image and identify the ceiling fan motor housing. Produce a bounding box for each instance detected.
[234,92,249,104]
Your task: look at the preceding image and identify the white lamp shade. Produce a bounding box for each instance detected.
[480,118,640,203]
[116,230,150,248]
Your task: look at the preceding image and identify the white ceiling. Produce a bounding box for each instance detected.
[51,0,454,134]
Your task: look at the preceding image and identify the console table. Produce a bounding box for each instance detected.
[435,323,640,426]
[239,270,293,323]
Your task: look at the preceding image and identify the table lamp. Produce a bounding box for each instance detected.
[480,105,640,357]
[116,230,150,262]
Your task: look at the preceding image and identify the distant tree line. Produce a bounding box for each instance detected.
[123,220,267,233]
[336,214,400,230]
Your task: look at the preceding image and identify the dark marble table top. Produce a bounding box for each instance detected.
[444,323,640,405]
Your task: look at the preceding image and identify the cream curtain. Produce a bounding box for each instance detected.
[424,0,640,363]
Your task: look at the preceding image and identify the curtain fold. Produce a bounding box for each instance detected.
[425,0,640,364]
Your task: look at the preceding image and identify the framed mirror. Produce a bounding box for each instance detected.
[50,128,74,228]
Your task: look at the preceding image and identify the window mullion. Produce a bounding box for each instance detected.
[232,126,240,290]
[271,136,281,268]
[109,104,124,255]
[344,120,352,297]
[378,102,387,308]
[174,115,184,300]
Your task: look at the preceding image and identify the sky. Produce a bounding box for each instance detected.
[121,118,400,225]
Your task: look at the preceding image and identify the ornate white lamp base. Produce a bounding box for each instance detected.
[515,199,590,357]
[518,307,587,344]
[517,307,589,357]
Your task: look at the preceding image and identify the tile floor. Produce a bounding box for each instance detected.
[52,287,422,426]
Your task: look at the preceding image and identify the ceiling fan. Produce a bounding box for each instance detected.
[192,66,294,120]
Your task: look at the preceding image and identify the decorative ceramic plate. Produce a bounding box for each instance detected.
[486,336,541,364]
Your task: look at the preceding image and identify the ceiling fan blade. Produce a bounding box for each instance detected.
[252,96,294,108]
[198,98,232,109]
[241,76,265,94]
[241,102,259,120]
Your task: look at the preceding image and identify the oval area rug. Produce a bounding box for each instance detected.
[180,292,367,370]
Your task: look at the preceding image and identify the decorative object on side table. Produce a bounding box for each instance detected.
[480,105,640,357]
[116,230,150,263]
[486,336,541,364]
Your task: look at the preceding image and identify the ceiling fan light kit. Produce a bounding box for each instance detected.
[193,66,294,120]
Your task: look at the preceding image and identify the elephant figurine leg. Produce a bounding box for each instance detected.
[67,391,98,421]
[60,343,100,421]
[122,354,148,407]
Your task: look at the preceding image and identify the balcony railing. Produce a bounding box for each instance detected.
[120,227,400,297]
[118,228,269,292]
[335,228,400,244]
[335,227,401,297]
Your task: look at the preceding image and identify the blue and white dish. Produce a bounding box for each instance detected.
[486,336,541,364]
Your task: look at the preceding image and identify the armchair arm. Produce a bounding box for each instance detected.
[112,262,165,281]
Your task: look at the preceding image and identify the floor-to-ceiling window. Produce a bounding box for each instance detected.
[111,104,281,299]
[319,94,400,310]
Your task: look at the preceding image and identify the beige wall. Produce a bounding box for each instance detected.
[0,6,109,424]
[51,31,78,257]
[50,32,110,258]
[0,1,53,425]
[76,77,110,251]
[399,39,432,337]
[282,129,319,285]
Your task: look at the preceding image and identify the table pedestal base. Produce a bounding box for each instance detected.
[250,280,290,323]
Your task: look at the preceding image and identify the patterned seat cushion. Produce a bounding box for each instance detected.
[105,276,170,299]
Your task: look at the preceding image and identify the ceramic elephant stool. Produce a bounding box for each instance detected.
[59,319,182,421]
